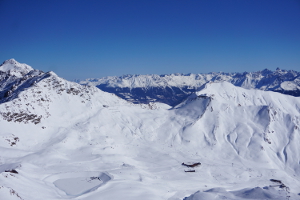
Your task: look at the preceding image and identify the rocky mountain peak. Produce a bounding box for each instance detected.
[0,59,34,77]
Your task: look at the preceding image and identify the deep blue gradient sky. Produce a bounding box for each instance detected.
[1,0,299,80]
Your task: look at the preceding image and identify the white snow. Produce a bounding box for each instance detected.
[183,186,292,200]
[1,60,300,200]
[78,69,300,93]
[49,172,112,196]
[0,59,33,77]
[281,81,300,91]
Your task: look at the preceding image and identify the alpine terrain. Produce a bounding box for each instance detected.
[78,69,300,106]
[0,59,300,200]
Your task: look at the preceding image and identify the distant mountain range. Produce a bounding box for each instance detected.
[77,68,300,106]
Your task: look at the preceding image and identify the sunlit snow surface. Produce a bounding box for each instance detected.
[184,186,290,200]
[0,60,300,200]
[49,172,111,196]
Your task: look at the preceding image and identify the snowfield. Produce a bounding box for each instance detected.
[0,59,300,200]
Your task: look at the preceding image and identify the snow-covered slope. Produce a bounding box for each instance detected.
[0,59,33,78]
[78,69,300,106]
[0,59,128,126]
[1,59,300,200]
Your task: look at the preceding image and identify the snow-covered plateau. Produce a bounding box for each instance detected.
[1,59,300,200]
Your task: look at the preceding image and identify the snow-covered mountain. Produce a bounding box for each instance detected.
[78,69,300,106]
[1,59,300,200]
[0,59,33,78]
[0,59,127,125]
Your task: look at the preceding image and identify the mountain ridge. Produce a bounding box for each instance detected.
[77,68,300,106]
[1,59,300,200]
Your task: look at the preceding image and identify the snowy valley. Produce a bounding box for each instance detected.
[0,59,300,200]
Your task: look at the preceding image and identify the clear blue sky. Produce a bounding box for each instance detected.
[0,0,299,80]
